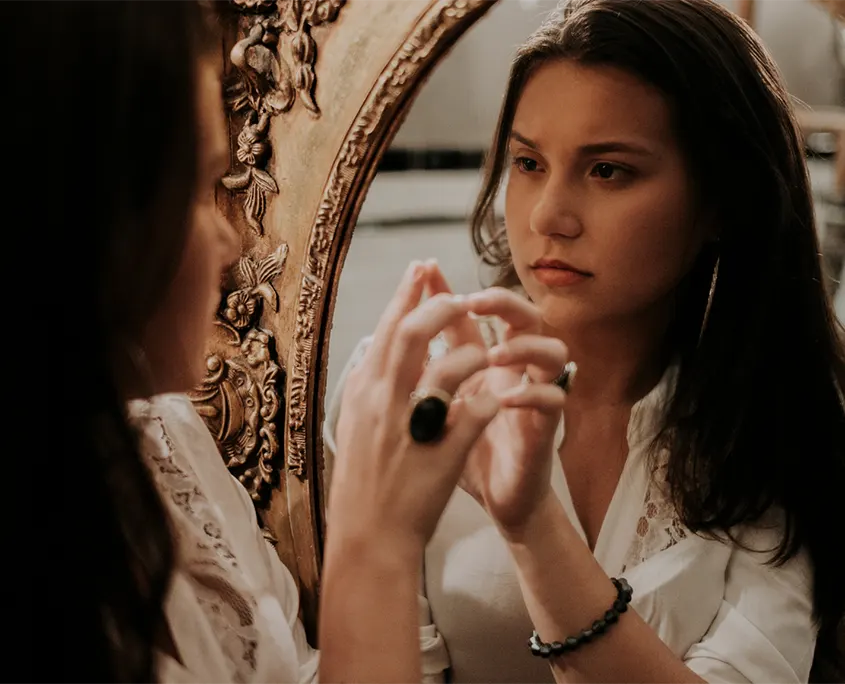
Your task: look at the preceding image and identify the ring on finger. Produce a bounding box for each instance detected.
[409,387,453,444]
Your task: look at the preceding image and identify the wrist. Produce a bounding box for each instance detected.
[324,524,425,576]
[499,491,568,545]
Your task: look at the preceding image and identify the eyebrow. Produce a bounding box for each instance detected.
[509,130,656,157]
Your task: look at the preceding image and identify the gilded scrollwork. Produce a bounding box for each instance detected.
[287,0,493,478]
[189,242,287,507]
[190,327,284,505]
[223,0,346,233]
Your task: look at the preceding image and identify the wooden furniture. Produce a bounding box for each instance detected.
[191,0,499,641]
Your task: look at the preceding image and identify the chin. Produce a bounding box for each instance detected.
[536,294,592,333]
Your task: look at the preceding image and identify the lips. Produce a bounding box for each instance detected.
[531,258,591,275]
[530,258,592,287]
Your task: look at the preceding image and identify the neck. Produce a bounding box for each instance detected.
[544,306,671,409]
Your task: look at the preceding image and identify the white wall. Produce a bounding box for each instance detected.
[392,0,842,151]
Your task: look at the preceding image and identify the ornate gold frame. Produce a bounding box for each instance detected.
[195,0,499,639]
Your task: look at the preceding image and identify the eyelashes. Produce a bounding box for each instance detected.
[509,155,633,183]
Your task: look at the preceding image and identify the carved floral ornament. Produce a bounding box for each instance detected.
[188,244,288,506]
[193,0,493,502]
[188,0,346,506]
[223,0,346,233]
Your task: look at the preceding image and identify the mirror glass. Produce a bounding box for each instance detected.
[326,0,845,681]
[325,0,845,405]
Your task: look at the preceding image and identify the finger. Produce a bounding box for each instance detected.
[442,390,500,465]
[488,335,568,383]
[497,383,566,415]
[385,293,473,395]
[465,287,542,338]
[423,261,486,349]
[368,260,426,366]
[417,344,489,397]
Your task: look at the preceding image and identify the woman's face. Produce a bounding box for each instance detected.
[141,59,239,395]
[505,59,708,334]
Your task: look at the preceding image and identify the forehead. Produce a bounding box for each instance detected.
[513,60,676,149]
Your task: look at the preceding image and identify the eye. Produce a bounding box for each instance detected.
[590,162,626,180]
[512,156,541,173]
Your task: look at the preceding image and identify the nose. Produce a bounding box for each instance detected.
[216,210,241,267]
[530,176,583,239]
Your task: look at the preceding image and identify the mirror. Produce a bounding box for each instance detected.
[318,1,845,676]
[325,0,845,410]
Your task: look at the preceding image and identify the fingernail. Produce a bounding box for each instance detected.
[452,294,467,304]
[408,260,423,281]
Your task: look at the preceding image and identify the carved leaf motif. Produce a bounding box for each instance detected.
[253,283,278,311]
[252,168,279,194]
[222,168,253,190]
[244,181,268,234]
[239,256,258,287]
[257,243,288,283]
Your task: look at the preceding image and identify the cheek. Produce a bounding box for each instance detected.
[596,177,700,293]
[504,177,533,257]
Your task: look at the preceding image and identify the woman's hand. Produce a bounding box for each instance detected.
[425,268,569,536]
[328,261,502,554]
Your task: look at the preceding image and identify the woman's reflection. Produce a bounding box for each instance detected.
[326,0,845,682]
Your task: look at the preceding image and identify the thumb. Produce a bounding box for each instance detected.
[443,390,500,462]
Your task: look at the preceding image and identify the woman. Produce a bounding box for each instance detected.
[326,0,845,681]
[48,2,564,681]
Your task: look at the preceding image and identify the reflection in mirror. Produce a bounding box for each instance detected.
[327,0,559,402]
[324,1,845,682]
[327,0,845,398]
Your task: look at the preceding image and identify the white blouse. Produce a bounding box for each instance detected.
[324,327,817,684]
[129,394,319,684]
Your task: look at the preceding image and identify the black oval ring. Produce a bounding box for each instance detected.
[409,388,452,443]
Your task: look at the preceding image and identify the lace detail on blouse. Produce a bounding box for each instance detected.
[620,457,689,573]
[137,409,261,684]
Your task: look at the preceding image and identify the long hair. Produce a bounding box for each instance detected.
[29,2,221,680]
[471,0,845,676]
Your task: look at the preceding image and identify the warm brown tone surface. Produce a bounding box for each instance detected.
[192,0,499,641]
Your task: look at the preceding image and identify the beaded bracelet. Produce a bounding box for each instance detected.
[528,577,633,658]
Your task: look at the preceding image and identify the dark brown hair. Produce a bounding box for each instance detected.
[30,1,221,680]
[472,0,844,676]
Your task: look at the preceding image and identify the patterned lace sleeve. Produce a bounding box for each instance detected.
[132,402,262,684]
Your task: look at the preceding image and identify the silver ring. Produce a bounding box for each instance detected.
[409,387,453,443]
[553,361,577,393]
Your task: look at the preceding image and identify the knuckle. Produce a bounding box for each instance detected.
[396,316,423,346]
[428,292,456,310]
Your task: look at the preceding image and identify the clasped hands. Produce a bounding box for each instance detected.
[330,259,569,558]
